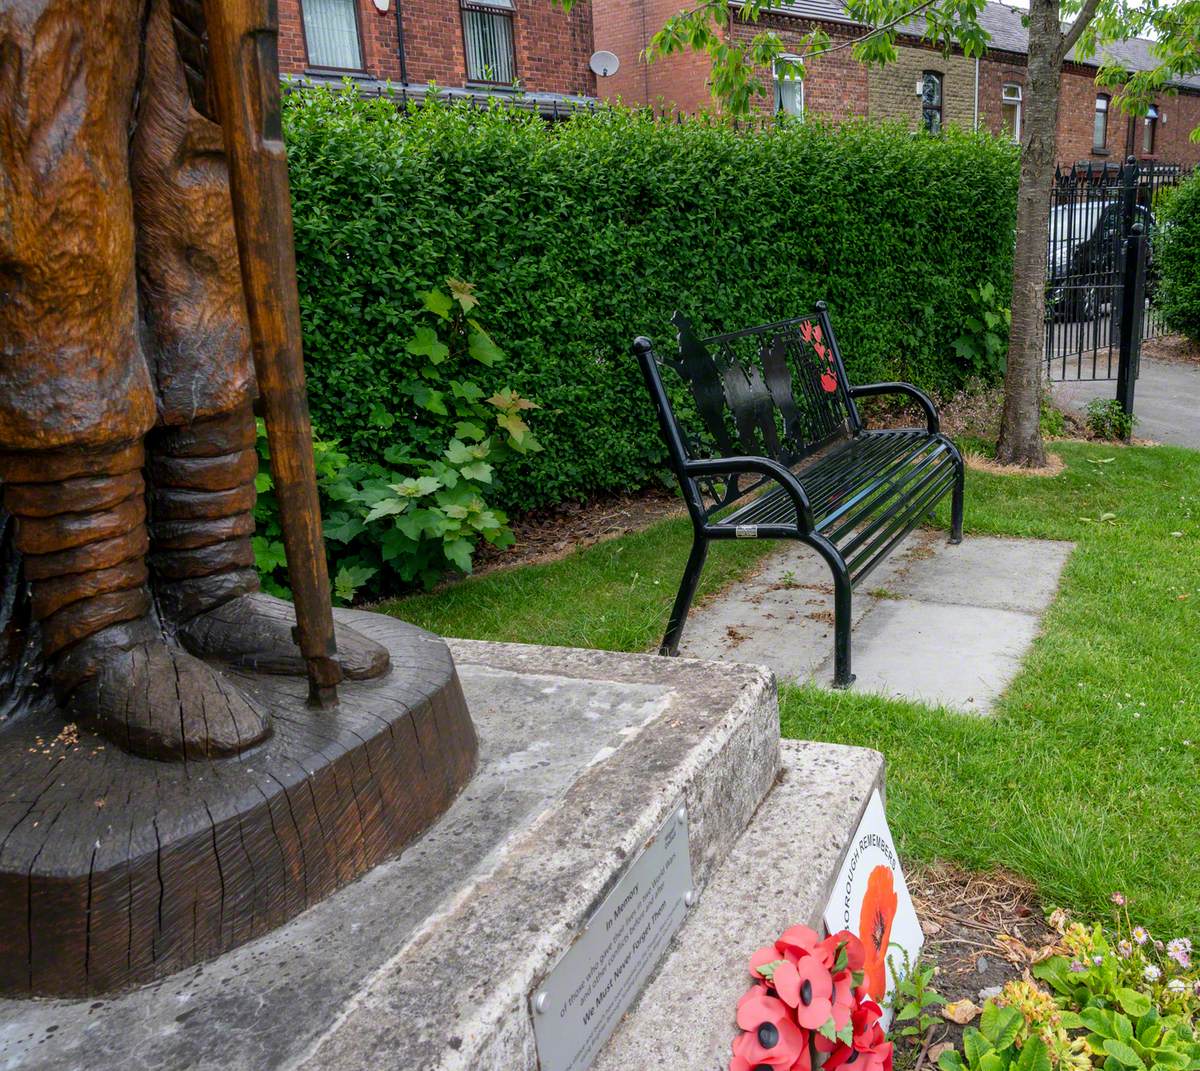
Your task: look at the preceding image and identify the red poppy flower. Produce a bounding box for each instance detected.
[813,324,823,343]
[732,986,808,1070]
[831,971,855,1032]
[820,371,839,393]
[799,320,815,343]
[731,1029,813,1071]
[774,955,834,1030]
[859,866,898,1001]
[818,931,867,973]
[825,1021,894,1071]
[778,925,827,964]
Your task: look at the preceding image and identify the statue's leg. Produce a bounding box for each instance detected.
[133,0,388,681]
[0,0,270,759]
[0,445,270,759]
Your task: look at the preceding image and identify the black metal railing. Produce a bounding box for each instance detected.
[1045,157,1190,382]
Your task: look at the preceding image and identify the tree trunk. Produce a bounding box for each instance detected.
[996,0,1063,467]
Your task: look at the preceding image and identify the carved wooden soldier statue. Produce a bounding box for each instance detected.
[0,0,389,760]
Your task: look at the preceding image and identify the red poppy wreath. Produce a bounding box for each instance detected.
[731,926,893,1071]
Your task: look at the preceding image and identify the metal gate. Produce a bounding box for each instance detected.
[1045,157,1186,383]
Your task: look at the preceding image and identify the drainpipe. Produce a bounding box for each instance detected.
[394,0,410,85]
[973,56,979,131]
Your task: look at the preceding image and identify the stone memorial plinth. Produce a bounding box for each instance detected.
[0,638,882,1071]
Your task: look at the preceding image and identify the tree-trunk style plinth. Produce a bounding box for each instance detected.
[0,612,476,998]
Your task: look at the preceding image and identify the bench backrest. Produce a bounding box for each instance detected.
[636,303,862,517]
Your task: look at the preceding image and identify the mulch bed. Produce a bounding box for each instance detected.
[471,487,684,576]
[1141,334,1200,366]
[897,862,1059,1068]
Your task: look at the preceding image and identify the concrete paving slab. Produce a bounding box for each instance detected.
[897,535,1075,613]
[678,530,1074,715]
[817,599,1042,713]
[1051,356,1200,449]
[678,534,929,679]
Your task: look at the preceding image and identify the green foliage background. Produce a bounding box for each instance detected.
[1156,170,1200,344]
[284,89,1019,510]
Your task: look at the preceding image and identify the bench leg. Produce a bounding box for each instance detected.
[831,566,855,688]
[807,536,855,688]
[949,461,965,545]
[659,535,708,657]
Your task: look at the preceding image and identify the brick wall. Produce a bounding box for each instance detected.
[276,0,596,97]
[592,0,713,111]
[590,0,1200,168]
[593,3,870,117]
[1054,65,1200,168]
[976,51,1025,143]
[733,13,869,121]
[868,43,977,131]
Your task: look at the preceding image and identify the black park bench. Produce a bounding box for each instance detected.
[634,303,964,688]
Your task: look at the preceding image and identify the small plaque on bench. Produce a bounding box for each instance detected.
[531,803,694,1071]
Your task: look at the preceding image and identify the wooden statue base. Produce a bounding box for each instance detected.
[0,610,477,998]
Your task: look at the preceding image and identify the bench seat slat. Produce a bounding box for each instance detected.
[720,429,950,537]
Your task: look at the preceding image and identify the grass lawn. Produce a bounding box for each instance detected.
[382,440,1200,936]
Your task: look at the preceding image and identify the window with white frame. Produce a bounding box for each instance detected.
[1001,83,1021,142]
[1143,105,1158,154]
[462,0,517,85]
[774,58,804,118]
[301,0,363,70]
[1093,94,1110,151]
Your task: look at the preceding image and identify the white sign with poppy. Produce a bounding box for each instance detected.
[822,789,922,1026]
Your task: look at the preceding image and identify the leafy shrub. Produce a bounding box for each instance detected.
[254,281,537,597]
[1085,399,1135,442]
[284,88,1019,510]
[1155,172,1200,343]
[953,282,1011,379]
[941,901,1200,1071]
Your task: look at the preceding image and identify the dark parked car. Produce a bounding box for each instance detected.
[1046,201,1155,322]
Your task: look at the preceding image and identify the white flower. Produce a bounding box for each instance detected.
[1144,964,1162,983]
[1167,979,1187,994]
[1133,926,1150,946]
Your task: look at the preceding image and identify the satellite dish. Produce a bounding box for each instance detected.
[589,50,620,77]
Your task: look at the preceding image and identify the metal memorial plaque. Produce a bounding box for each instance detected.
[531,802,694,1071]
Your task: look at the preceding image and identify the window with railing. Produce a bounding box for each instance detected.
[462,0,517,85]
[301,0,363,71]
[921,71,943,133]
[1093,94,1109,151]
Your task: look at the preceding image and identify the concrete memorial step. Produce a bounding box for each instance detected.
[0,639,883,1071]
[594,738,886,1071]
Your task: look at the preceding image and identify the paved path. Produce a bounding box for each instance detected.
[678,532,1074,714]
[1051,356,1200,449]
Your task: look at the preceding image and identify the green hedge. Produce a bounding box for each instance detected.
[285,90,1019,509]
[1156,170,1200,343]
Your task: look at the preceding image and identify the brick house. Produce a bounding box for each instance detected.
[591,0,1200,167]
[277,0,597,112]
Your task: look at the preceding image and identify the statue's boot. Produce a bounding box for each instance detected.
[148,406,389,680]
[0,443,271,760]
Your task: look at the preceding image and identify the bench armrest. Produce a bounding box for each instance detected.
[848,382,940,434]
[684,456,815,531]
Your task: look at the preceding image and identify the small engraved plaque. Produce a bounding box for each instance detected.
[531,803,694,1071]
[735,524,758,538]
